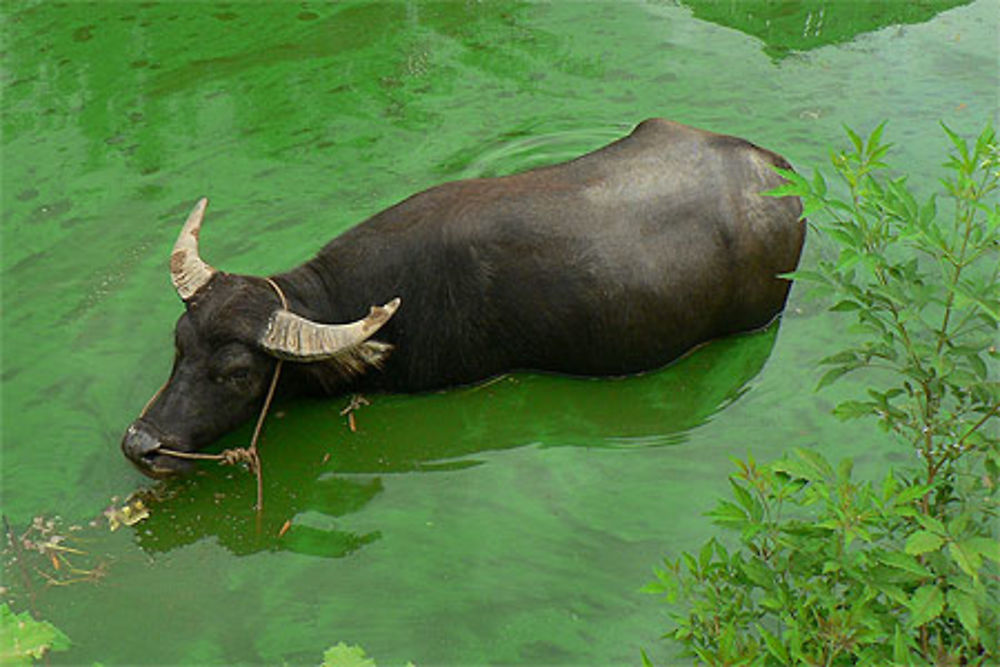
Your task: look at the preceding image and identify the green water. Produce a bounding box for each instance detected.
[1,1,997,664]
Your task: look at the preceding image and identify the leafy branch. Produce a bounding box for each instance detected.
[646,122,999,665]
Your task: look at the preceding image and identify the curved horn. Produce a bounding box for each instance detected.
[170,197,217,301]
[260,297,401,362]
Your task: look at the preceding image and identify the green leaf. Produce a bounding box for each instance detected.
[974,123,996,158]
[730,479,755,512]
[913,513,947,536]
[832,400,873,421]
[699,539,715,571]
[793,448,834,479]
[0,604,71,665]
[866,120,888,156]
[707,500,749,527]
[940,122,970,166]
[741,557,774,589]
[772,449,831,482]
[827,227,861,250]
[845,125,865,155]
[891,504,919,519]
[967,537,1000,563]
[946,281,1000,321]
[321,642,376,667]
[918,194,937,229]
[876,583,910,607]
[947,512,971,538]
[877,551,932,579]
[965,352,988,381]
[830,299,862,312]
[947,588,979,641]
[765,166,810,196]
[757,625,789,665]
[769,165,806,182]
[640,648,655,667]
[820,350,862,365]
[639,581,665,596]
[892,625,911,664]
[821,559,841,574]
[816,365,853,391]
[880,468,898,504]
[763,182,802,198]
[812,169,828,199]
[907,585,944,628]
[836,457,854,483]
[681,552,699,577]
[780,269,828,283]
[948,540,983,578]
[904,531,945,556]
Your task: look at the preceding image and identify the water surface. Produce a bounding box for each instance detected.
[1,1,997,664]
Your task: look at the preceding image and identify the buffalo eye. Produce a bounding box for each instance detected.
[225,368,250,383]
[208,344,262,389]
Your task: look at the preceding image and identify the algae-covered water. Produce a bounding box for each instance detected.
[2,1,997,664]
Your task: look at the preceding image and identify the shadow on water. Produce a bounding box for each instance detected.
[132,322,779,559]
[677,0,972,60]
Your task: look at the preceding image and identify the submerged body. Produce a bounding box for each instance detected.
[122,118,805,477]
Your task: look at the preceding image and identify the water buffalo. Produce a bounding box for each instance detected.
[122,118,805,478]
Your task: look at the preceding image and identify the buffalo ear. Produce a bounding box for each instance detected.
[171,197,217,301]
[259,298,401,362]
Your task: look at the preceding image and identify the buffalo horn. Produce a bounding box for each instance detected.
[260,298,402,362]
[170,197,217,301]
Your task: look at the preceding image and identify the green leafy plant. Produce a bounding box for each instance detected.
[780,120,999,476]
[321,642,377,667]
[318,642,414,667]
[0,603,70,665]
[645,122,999,665]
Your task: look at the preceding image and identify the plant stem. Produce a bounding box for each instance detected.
[936,186,977,356]
[955,402,1000,451]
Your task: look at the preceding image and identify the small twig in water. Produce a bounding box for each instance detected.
[340,394,370,432]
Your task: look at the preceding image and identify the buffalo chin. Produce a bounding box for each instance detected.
[128,452,194,479]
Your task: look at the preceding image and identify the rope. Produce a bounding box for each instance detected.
[153,276,289,512]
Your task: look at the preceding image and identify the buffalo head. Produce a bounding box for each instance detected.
[122,199,399,478]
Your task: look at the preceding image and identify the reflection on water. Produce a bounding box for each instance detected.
[678,0,972,59]
[133,324,778,559]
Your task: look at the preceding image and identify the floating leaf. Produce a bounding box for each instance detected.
[0,604,70,665]
[321,642,376,667]
[104,497,151,531]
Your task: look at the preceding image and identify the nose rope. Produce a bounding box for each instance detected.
[138,377,167,420]
[150,277,289,512]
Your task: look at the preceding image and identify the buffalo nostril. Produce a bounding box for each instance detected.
[121,422,194,478]
[121,423,162,463]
